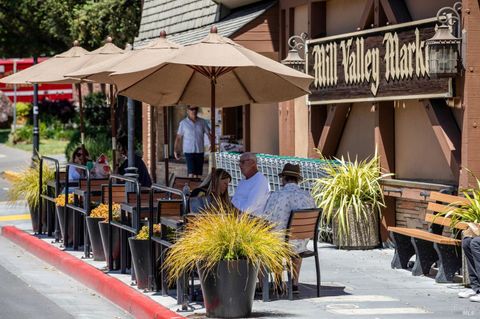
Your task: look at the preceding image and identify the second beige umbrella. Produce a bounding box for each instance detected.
[110,26,313,162]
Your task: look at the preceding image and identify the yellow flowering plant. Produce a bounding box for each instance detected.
[54,194,74,207]
[89,203,121,221]
[135,224,161,240]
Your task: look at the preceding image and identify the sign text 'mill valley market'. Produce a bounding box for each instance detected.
[306,19,452,104]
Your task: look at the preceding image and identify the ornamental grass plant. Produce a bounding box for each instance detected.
[163,200,296,285]
[8,161,55,208]
[437,172,480,234]
[311,150,392,242]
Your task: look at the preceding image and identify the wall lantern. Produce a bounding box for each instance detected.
[281,33,308,73]
[426,2,462,78]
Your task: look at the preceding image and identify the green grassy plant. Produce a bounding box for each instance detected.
[310,150,392,240]
[436,172,480,232]
[8,161,55,208]
[163,201,296,285]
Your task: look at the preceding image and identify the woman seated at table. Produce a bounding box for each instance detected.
[189,168,232,213]
[68,146,90,181]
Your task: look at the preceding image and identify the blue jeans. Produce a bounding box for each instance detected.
[463,237,480,292]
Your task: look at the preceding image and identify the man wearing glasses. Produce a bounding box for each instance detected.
[174,106,211,178]
[232,152,270,215]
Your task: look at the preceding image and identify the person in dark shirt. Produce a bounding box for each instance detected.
[117,136,152,187]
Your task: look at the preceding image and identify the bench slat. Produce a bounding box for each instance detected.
[429,192,469,205]
[427,202,458,215]
[425,213,468,230]
[388,227,460,245]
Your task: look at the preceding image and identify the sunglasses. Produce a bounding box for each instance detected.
[187,108,199,112]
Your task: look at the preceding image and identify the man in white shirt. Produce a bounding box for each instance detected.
[174,106,211,178]
[232,152,270,215]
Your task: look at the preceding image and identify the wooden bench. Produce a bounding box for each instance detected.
[388,191,468,282]
[171,177,202,192]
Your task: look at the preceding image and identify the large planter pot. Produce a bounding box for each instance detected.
[128,237,152,290]
[30,203,47,233]
[332,206,380,250]
[197,260,259,318]
[55,205,73,245]
[86,217,105,261]
[99,221,120,270]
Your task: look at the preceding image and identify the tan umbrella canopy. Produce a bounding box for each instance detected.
[0,39,125,145]
[0,43,89,85]
[110,26,313,160]
[66,31,182,181]
[67,31,182,84]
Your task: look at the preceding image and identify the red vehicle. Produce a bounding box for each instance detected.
[0,58,73,103]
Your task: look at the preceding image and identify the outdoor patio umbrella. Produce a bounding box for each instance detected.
[0,39,125,145]
[67,32,182,182]
[110,26,313,165]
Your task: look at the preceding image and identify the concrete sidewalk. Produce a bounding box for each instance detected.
[1,221,478,318]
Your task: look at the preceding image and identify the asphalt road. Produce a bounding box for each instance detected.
[0,144,131,319]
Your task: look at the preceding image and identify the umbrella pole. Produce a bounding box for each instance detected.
[110,84,117,171]
[163,106,169,185]
[77,84,85,145]
[210,77,216,171]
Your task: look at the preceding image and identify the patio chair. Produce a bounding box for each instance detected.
[263,208,322,301]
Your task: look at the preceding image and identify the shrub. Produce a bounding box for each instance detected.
[90,203,121,221]
[135,224,161,240]
[54,194,74,207]
[16,102,31,118]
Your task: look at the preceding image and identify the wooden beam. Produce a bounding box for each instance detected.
[380,0,411,24]
[279,100,295,156]
[242,105,251,152]
[374,101,395,243]
[317,104,350,157]
[358,0,374,30]
[374,101,395,174]
[309,1,326,39]
[423,99,461,181]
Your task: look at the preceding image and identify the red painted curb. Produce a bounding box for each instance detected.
[1,226,184,319]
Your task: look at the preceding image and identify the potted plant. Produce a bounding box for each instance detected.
[164,202,295,318]
[129,224,161,290]
[54,193,74,244]
[311,152,392,249]
[86,203,116,261]
[93,203,121,268]
[8,162,55,232]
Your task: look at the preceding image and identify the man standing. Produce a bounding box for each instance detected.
[261,163,316,293]
[232,152,270,215]
[174,106,210,178]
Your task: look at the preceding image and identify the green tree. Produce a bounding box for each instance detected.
[0,0,142,58]
[0,0,77,57]
[70,0,141,50]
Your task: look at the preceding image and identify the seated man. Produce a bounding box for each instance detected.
[261,163,316,293]
[117,136,152,187]
[458,224,480,302]
[232,152,270,215]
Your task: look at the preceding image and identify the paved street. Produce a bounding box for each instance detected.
[0,144,130,319]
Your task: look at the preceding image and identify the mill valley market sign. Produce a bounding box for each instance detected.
[306,19,452,104]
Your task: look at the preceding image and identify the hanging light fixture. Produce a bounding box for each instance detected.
[282,33,308,73]
[426,2,462,78]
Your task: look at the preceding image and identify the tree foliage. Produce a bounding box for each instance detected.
[0,0,141,58]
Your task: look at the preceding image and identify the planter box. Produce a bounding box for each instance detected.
[198,260,259,318]
[128,237,152,290]
[86,217,105,261]
[332,206,379,250]
[99,221,120,270]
